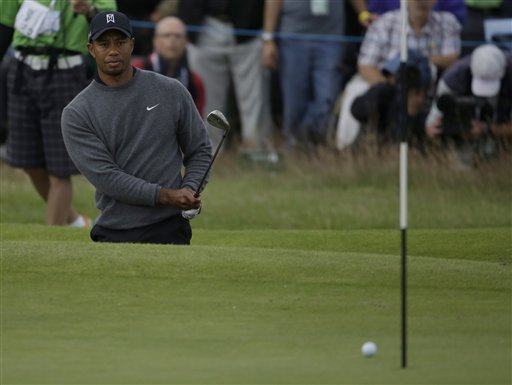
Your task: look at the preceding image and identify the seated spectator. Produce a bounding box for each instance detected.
[132,16,205,116]
[351,50,431,149]
[336,0,461,151]
[344,0,465,89]
[426,44,511,143]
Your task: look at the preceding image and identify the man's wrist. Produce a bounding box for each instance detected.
[261,31,275,42]
[158,187,175,205]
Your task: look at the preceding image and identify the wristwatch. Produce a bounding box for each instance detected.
[261,31,275,42]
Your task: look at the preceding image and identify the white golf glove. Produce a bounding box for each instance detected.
[181,206,201,220]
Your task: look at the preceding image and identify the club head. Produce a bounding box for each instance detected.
[207,110,230,132]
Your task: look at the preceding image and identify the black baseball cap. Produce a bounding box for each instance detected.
[88,11,133,42]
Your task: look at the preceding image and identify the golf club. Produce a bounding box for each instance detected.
[194,109,231,198]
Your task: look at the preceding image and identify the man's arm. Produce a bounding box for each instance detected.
[175,83,213,194]
[263,0,282,39]
[358,63,386,85]
[430,53,459,71]
[350,0,378,27]
[261,0,282,70]
[356,12,392,84]
[431,12,461,70]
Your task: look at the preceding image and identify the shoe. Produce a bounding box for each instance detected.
[68,215,93,229]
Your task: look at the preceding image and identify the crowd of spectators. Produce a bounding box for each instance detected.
[1,0,511,171]
[118,0,511,163]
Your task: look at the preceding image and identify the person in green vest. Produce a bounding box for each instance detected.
[0,0,116,227]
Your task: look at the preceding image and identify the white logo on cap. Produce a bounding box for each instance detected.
[106,14,115,23]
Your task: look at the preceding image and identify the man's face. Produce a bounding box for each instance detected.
[88,30,134,77]
[153,18,187,62]
[408,0,436,18]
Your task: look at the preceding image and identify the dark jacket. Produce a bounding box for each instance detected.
[178,0,264,44]
[442,53,512,124]
[351,83,426,145]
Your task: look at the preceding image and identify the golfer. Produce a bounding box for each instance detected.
[61,11,212,245]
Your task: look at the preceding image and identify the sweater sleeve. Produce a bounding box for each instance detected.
[61,106,161,207]
[175,84,213,193]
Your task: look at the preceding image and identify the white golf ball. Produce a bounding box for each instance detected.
[361,341,377,357]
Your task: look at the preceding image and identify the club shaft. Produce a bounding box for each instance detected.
[194,132,228,198]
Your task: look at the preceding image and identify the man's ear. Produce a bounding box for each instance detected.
[87,43,95,59]
[130,38,135,54]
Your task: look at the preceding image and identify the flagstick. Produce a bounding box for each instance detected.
[399,0,409,369]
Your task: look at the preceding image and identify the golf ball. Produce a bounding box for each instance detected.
[361,341,377,357]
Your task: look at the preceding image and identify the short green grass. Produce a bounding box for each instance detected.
[1,226,510,384]
[1,151,511,384]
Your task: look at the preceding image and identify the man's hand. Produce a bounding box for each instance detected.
[70,0,92,16]
[159,187,201,210]
[358,11,378,28]
[262,40,279,70]
[426,117,443,138]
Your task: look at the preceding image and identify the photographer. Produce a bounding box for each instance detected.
[351,50,432,150]
[426,44,512,143]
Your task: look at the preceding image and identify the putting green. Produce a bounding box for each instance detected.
[1,225,510,384]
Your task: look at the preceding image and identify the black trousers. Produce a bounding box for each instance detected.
[90,215,192,245]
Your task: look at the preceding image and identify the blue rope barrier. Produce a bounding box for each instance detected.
[130,20,500,48]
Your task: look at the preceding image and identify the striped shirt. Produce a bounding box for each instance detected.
[358,10,462,69]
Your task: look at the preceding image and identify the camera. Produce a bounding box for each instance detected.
[437,94,494,136]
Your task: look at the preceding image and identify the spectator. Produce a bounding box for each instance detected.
[0,0,116,227]
[61,11,212,245]
[351,50,432,149]
[178,0,274,153]
[426,44,511,151]
[262,0,354,151]
[343,0,465,91]
[336,0,462,151]
[132,16,205,116]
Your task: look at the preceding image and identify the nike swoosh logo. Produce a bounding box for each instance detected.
[146,104,160,111]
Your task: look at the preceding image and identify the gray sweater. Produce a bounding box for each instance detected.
[61,69,212,229]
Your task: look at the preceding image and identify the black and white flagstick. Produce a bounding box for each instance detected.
[399,0,409,369]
